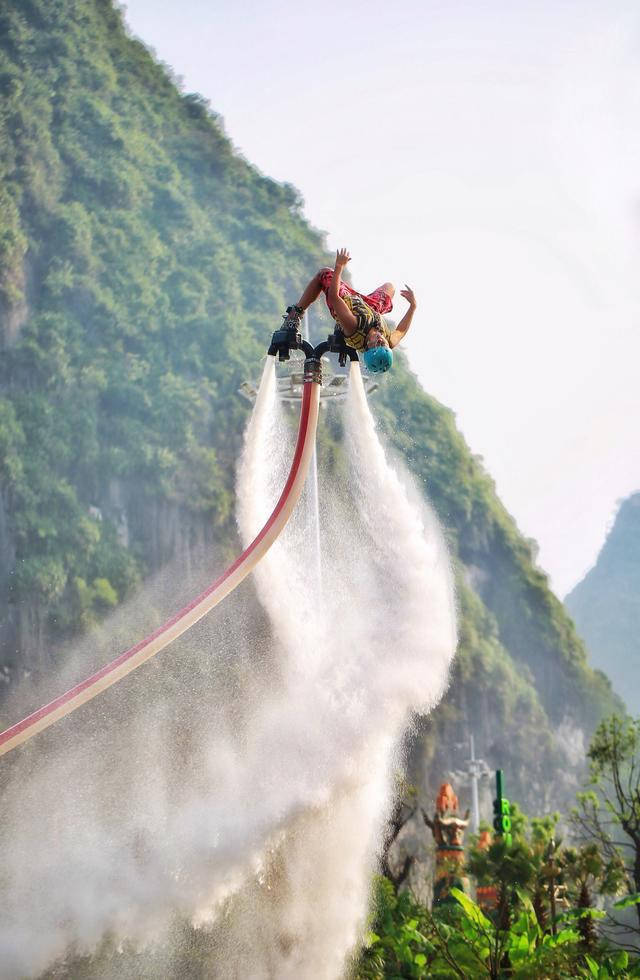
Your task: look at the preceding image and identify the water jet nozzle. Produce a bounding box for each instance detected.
[313,328,360,366]
[268,324,314,361]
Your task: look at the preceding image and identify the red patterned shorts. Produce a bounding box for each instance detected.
[317,268,394,320]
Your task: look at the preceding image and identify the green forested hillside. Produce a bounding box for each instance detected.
[0,0,321,666]
[0,0,619,815]
[566,493,640,715]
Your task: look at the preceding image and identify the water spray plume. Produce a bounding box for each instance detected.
[0,358,456,978]
[220,359,457,975]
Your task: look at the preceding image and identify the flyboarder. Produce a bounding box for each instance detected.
[284,248,417,373]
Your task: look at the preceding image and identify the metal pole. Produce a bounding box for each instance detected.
[496,769,504,804]
[470,734,480,833]
[303,311,322,593]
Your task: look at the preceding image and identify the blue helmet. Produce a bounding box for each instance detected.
[363,346,393,373]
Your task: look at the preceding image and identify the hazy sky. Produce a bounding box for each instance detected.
[123,0,640,596]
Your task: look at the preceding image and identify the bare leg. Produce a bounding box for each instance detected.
[295,271,324,311]
[381,281,395,298]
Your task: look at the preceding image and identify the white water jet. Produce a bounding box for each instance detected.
[0,357,456,979]
[225,359,457,977]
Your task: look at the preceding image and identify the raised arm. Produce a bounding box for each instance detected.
[328,248,358,336]
[389,285,417,348]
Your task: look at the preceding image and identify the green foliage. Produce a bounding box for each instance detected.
[467,804,567,940]
[588,715,640,782]
[562,842,625,906]
[357,877,436,978]
[354,876,639,979]
[468,803,544,889]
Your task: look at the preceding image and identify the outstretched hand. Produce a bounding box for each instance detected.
[335,247,351,270]
[400,285,416,309]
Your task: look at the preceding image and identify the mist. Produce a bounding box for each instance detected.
[0,362,456,978]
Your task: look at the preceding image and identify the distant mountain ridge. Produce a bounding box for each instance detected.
[566,493,640,715]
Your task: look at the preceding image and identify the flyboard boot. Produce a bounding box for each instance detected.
[269,307,309,362]
[283,304,303,329]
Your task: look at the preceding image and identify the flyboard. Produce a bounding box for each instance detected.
[240,324,378,405]
[239,354,378,404]
[0,323,360,758]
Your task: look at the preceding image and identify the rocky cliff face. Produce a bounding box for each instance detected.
[0,0,621,821]
[566,493,640,716]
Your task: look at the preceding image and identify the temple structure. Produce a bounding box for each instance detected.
[422,783,470,905]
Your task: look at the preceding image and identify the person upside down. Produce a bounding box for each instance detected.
[284,248,417,373]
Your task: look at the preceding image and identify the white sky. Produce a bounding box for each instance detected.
[122,0,640,596]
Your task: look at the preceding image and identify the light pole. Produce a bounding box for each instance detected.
[449,734,491,833]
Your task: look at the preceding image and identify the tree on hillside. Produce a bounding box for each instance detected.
[560,841,624,952]
[380,784,418,889]
[571,714,640,947]
[466,805,557,932]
